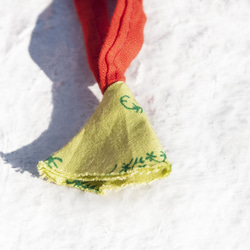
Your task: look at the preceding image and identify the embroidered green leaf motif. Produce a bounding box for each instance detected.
[145,151,167,163]
[120,158,133,173]
[109,164,117,174]
[159,151,167,162]
[110,151,167,174]
[45,156,63,168]
[120,95,143,113]
[145,151,158,162]
[66,180,98,192]
[131,157,146,169]
[138,157,146,168]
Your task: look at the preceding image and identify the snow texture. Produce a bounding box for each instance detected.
[0,0,250,249]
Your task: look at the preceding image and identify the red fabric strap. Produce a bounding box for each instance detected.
[74,0,146,93]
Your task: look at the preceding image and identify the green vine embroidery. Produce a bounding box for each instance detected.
[120,159,133,173]
[120,95,143,113]
[131,157,146,169]
[109,151,167,174]
[109,164,117,174]
[145,151,166,163]
[66,180,98,192]
[45,156,63,168]
[159,151,167,162]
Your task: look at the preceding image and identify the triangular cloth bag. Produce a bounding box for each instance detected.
[37,0,171,194]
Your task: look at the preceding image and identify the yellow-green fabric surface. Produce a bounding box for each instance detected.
[37,81,171,194]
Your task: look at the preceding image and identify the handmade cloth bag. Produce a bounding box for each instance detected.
[38,0,171,194]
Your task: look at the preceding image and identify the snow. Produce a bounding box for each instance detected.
[0,0,250,249]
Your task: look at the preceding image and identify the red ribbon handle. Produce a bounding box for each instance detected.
[74,0,146,93]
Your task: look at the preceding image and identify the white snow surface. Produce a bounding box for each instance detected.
[1,0,250,249]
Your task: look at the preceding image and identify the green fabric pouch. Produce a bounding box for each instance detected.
[37,81,171,194]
